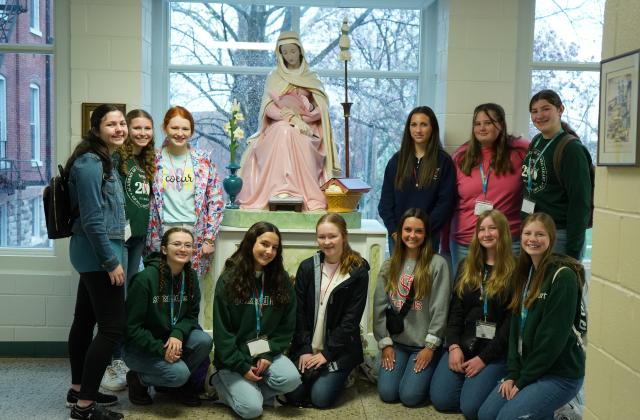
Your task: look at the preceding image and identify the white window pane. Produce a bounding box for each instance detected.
[533,0,605,63]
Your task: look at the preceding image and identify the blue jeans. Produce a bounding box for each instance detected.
[478,375,583,420]
[212,354,301,419]
[124,235,145,282]
[377,342,441,407]
[430,351,507,420]
[286,365,352,408]
[124,329,212,388]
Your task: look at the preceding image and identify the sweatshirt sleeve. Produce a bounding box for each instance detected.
[378,156,398,235]
[266,281,297,360]
[516,268,579,389]
[203,156,224,242]
[322,264,369,362]
[212,272,253,376]
[427,152,456,235]
[560,142,591,259]
[291,261,313,358]
[445,292,465,347]
[125,272,165,358]
[425,256,451,347]
[373,260,393,350]
[170,269,200,341]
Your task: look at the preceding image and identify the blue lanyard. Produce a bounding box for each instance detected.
[519,266,534,335]
[479,267,489,319]
[170,272,185,328]
[527,130,564,193]
[479,162,491,197]
[253,274,265,336]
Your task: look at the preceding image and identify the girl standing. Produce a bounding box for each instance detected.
[523,90,592,260]
[287,213,370,408]
[478,213,585,420]
[146,106,224,276]
[66,104,127,420]
[124,228,212,407]
[450,103,528,269]
[212,222,301,419]
[431,210,515,419]
[378,106,455,252]
[373,208,451,407]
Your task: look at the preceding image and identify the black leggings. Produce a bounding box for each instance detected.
[68,271,125,401]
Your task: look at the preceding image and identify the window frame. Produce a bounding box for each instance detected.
[0,75,6,169]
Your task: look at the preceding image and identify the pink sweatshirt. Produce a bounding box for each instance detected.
[451,137,529,245]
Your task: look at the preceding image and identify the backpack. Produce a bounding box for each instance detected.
[43,164,77,239]
[551,266,587,351]
[552,134,595,228]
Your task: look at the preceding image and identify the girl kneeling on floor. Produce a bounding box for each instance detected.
[212,222,301,419]
[478,213,585,420]
[124,227,213,407]
[373,208,451,407]
[286,213,370,408]
[430,209,515,419]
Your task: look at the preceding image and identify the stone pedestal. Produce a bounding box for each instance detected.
[201,218,387,350]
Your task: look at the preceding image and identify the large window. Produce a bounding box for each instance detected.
[0,1,54,250]
[167,1,424,219]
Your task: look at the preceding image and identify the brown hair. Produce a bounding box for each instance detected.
[116,109,156,183]
[386,208,434,300]
[158,227,196,304]
[456,103,518,176]
[529,89,578,137]
[394,106,443,190]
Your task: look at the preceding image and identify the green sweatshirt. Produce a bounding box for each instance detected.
[125,253,201,358]
[522,132,592,259]
[120,157,151,238]
[507,263,585,389]
[213,268,296,376]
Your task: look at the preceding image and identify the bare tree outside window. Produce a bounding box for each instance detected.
[168,1,420,220]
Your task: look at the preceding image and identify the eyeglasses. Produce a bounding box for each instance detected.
[168,242,194,250]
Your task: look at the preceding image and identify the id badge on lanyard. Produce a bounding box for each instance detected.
[475,163,494,215]
[476,268,496,339]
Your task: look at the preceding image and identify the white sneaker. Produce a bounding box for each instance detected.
[111,359,129,377]
[100,361,127,392]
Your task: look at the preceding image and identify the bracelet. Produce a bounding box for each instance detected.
[204,238,214,245]
[424,342,437,350]
[449,344,461,351]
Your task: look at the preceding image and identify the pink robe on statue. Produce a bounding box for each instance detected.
[238,88,328,211]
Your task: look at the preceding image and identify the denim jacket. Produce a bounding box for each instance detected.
[69,152,126,272]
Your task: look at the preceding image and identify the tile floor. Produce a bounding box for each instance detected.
[0,358,465,419]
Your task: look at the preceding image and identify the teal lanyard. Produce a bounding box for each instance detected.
[519,266,534,335]
[253,274,265,336]
[479,162,491,197]
[170,272,185,328]
[479,267,489,319]
[527,130,564,193]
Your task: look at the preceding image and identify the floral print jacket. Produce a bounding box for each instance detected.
[145,146,224,276]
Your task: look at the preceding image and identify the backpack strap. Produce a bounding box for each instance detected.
[552,133,579,186]
[551,266,585,351]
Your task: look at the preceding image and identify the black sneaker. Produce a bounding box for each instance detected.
[126,371,152,405]
[69,402,124,419]
[66,388,118,407]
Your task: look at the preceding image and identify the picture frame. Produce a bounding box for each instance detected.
[597,49,640,166]
[81,103,127,136]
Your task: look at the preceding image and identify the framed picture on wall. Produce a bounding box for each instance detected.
[597,49,640,166]
[81,103,127,136]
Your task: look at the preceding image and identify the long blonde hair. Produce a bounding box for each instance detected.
[386,208,434,300]
[455,209,515,300]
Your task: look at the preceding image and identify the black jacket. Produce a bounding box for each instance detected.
[290,252,370,371]
[446,263,511,364]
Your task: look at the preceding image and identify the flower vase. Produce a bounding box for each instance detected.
[223,161,243,209]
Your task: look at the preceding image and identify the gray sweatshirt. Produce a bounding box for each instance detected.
[373,255,451,350]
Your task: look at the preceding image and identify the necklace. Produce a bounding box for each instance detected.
[165,149,189,175]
